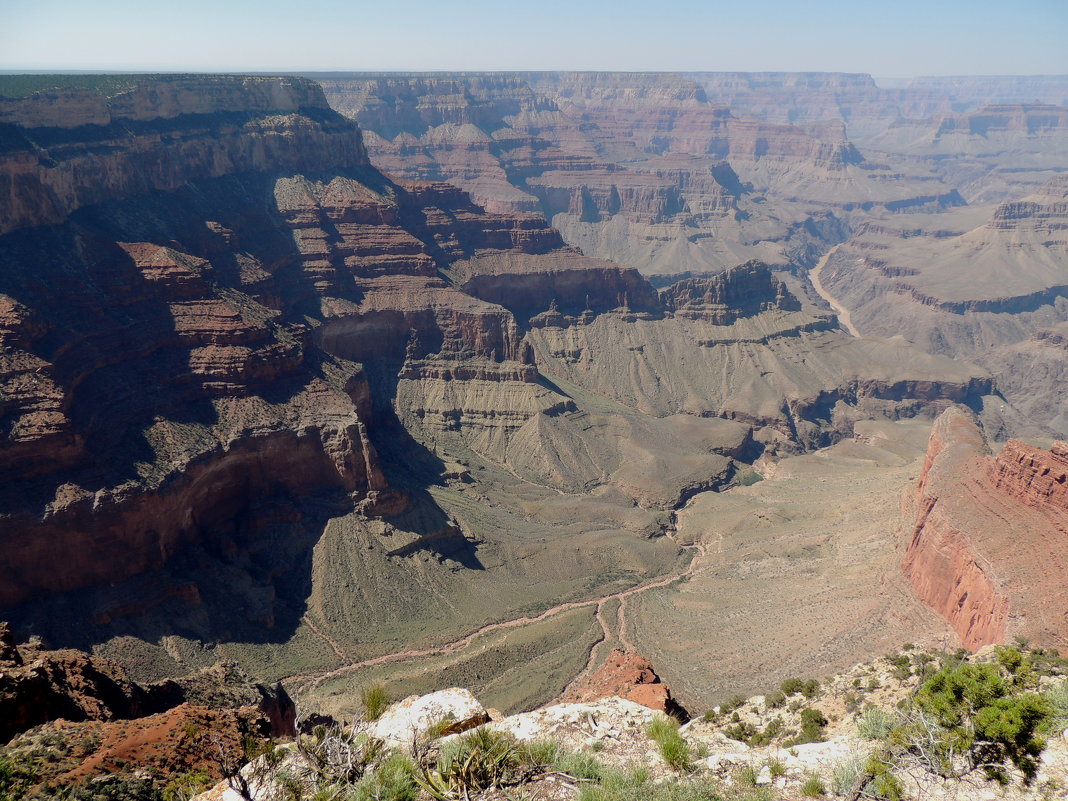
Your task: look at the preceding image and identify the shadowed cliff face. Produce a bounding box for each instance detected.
[0,75,1002,708]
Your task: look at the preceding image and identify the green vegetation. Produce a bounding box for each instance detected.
[0,754,37,801]
[359,684,391,722]
[764,690,786,709]
[800,771,826,797]
[419,728,536,799]
[353,753,419,801]
[831,756,865,797]
[161,771,213,801]
[647,714,694,773]
[780,677,804,696]
[720,694,746,713]
[785,708,828,746]
[0,73,149,99]
[578,767,764,801]
[856,706,896,741]
[847,646,1054,798]
[1042,678,1068,734]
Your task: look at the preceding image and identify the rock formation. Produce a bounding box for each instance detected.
[0,621,293,744]
[819,176,1068,434]
[0,73,1006,717]
[903,408,1068,650]
[316,72,960,274]
[562,649,684,717]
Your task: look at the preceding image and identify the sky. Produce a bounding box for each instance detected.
[1,0,1066,78]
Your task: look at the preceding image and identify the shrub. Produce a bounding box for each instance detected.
[802,679,821,699]
[647,714,693,773]
[723,720,757,743]
[0,754,37,801]
[420,730,529,798]
[800,771,826,797]
[738,763,758,786]
[551,748,606,782]
[577,768,729,801]
[765,690,786,709]
[856,706,895,741]
[721,694,746,713]
[909,660,1050,783]
[780,678,804,696]
[162,771,214,801]
[786,708,828,746]
[354,753,419,801]
[888,654,911,681]
[1042,679,1068,734]
[844,692,861,714]
[831,756,864,796]
[360,684,391,722]
[767,758,786,777]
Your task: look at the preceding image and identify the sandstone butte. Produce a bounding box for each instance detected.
[904,407,1068,651]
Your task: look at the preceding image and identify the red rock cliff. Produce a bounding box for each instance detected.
[904,408,1068,650]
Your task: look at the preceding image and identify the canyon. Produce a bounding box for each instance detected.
[0,68,1066,755]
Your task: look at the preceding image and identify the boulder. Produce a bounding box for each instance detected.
[369,688,488,749]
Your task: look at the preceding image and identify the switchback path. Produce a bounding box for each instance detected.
[285,537,708,694]
[809,245,861,338]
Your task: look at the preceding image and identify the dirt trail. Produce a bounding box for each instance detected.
[559,599,614,697]
[303,614,348,661]
[286,538,708,693]
[810,245,861,338]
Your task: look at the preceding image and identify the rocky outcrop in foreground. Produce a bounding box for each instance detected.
[903,408,1068,650]
[0,621,293,745]
[190,643,1068,801]
[562,648,683,716]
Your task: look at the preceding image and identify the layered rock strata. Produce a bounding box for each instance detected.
[0,621,293,744]
[563,649,684,717]
[0,75,1002,707]
[317,72,960,274]
[819,176,1068,433]
[903,408,1068,650]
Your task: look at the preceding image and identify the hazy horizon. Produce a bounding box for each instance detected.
[1,0,1066,77]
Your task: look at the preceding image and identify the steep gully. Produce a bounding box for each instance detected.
[809,244,861,338]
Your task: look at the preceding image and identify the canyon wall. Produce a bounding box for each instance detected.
[316,71,961,275]
[904,408,1068,650]
[0,74,1008,700]
[820,175,1068,434]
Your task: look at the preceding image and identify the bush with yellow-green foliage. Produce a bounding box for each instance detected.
[846,646,1053,798]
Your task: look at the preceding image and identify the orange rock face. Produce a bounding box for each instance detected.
[903,408,1068,651]
[563,649,684,717]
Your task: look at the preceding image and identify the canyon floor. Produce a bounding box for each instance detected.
[256,418,955,720]
[629,419,954,712]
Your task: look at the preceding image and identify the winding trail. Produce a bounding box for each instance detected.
[303,614,348,661]
[559,599,614,697]
[285,538,708,694]
[809,244,861,338]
